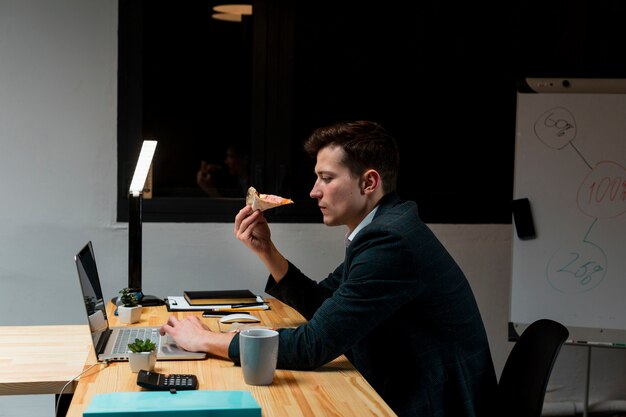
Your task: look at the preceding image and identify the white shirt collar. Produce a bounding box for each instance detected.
[345,206,379,247]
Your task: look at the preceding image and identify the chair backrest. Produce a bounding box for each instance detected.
[497,319,569,417]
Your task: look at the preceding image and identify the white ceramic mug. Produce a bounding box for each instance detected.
[239,328,279,385]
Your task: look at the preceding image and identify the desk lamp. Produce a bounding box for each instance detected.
[125,140,163,306]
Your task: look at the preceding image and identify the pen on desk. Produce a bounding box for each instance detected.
[231,302,265,308]
[204,306,267,312]
[202,311,250,318]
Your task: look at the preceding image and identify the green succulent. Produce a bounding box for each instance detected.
[119,287,139,307]
[127,338,157,353]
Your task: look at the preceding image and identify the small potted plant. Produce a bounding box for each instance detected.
[127,338,157,373]
[117,287,142,324]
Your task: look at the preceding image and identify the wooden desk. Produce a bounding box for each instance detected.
[0,324,91,395]
[66,299,397,417]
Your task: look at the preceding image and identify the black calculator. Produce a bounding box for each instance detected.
[136,370,198,391]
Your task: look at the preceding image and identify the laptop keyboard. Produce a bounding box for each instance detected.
[112,327,160,355]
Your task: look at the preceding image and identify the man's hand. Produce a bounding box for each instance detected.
[196,160,222,196]
[234,205,272,255]
[160,315,234,359]
[234,205,289,282]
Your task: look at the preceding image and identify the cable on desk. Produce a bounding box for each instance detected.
[55,360,109,417]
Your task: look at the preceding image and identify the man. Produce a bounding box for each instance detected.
[197,142,249,198]
[161,120,497,417]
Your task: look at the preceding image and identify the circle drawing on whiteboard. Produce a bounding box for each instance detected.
[577,160,626,219]
[534,107,577,149]
[547,240,607,293]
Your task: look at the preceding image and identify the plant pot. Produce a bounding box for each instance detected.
[118,305,142,324]
[128,350,156,373]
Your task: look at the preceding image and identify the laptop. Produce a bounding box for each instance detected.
[74,241,206,362]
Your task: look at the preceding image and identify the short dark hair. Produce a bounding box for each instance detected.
[303,120,399,192]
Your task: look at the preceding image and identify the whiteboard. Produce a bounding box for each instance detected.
[511,78,626,344]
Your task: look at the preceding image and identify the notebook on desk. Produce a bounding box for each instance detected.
[74,241,206,362]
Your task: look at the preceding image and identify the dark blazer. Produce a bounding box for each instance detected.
[229,192,497,417]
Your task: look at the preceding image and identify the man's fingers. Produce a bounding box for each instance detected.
[159,323,171,336]
[234,207,257,238]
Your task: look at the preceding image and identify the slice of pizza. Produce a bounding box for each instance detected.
[246,186,294,211]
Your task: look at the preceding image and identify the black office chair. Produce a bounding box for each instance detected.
[497,319,569,417]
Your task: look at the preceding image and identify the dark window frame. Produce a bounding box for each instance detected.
[117,0,321,223]
[117,0,523,225]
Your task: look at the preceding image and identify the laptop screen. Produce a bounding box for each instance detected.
[75,241,109,351]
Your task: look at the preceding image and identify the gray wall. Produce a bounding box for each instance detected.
[0,1,623,416]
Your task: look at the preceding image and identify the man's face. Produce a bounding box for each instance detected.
[309,146,368,231]
[224,147,241,175]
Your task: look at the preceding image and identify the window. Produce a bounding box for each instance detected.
[118,0,522,224]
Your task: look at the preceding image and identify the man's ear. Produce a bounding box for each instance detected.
[361,169,381,194]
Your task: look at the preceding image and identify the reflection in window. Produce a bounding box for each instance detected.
[141,1,253,199]
[196,142,250,198]
[118,0,539,224]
